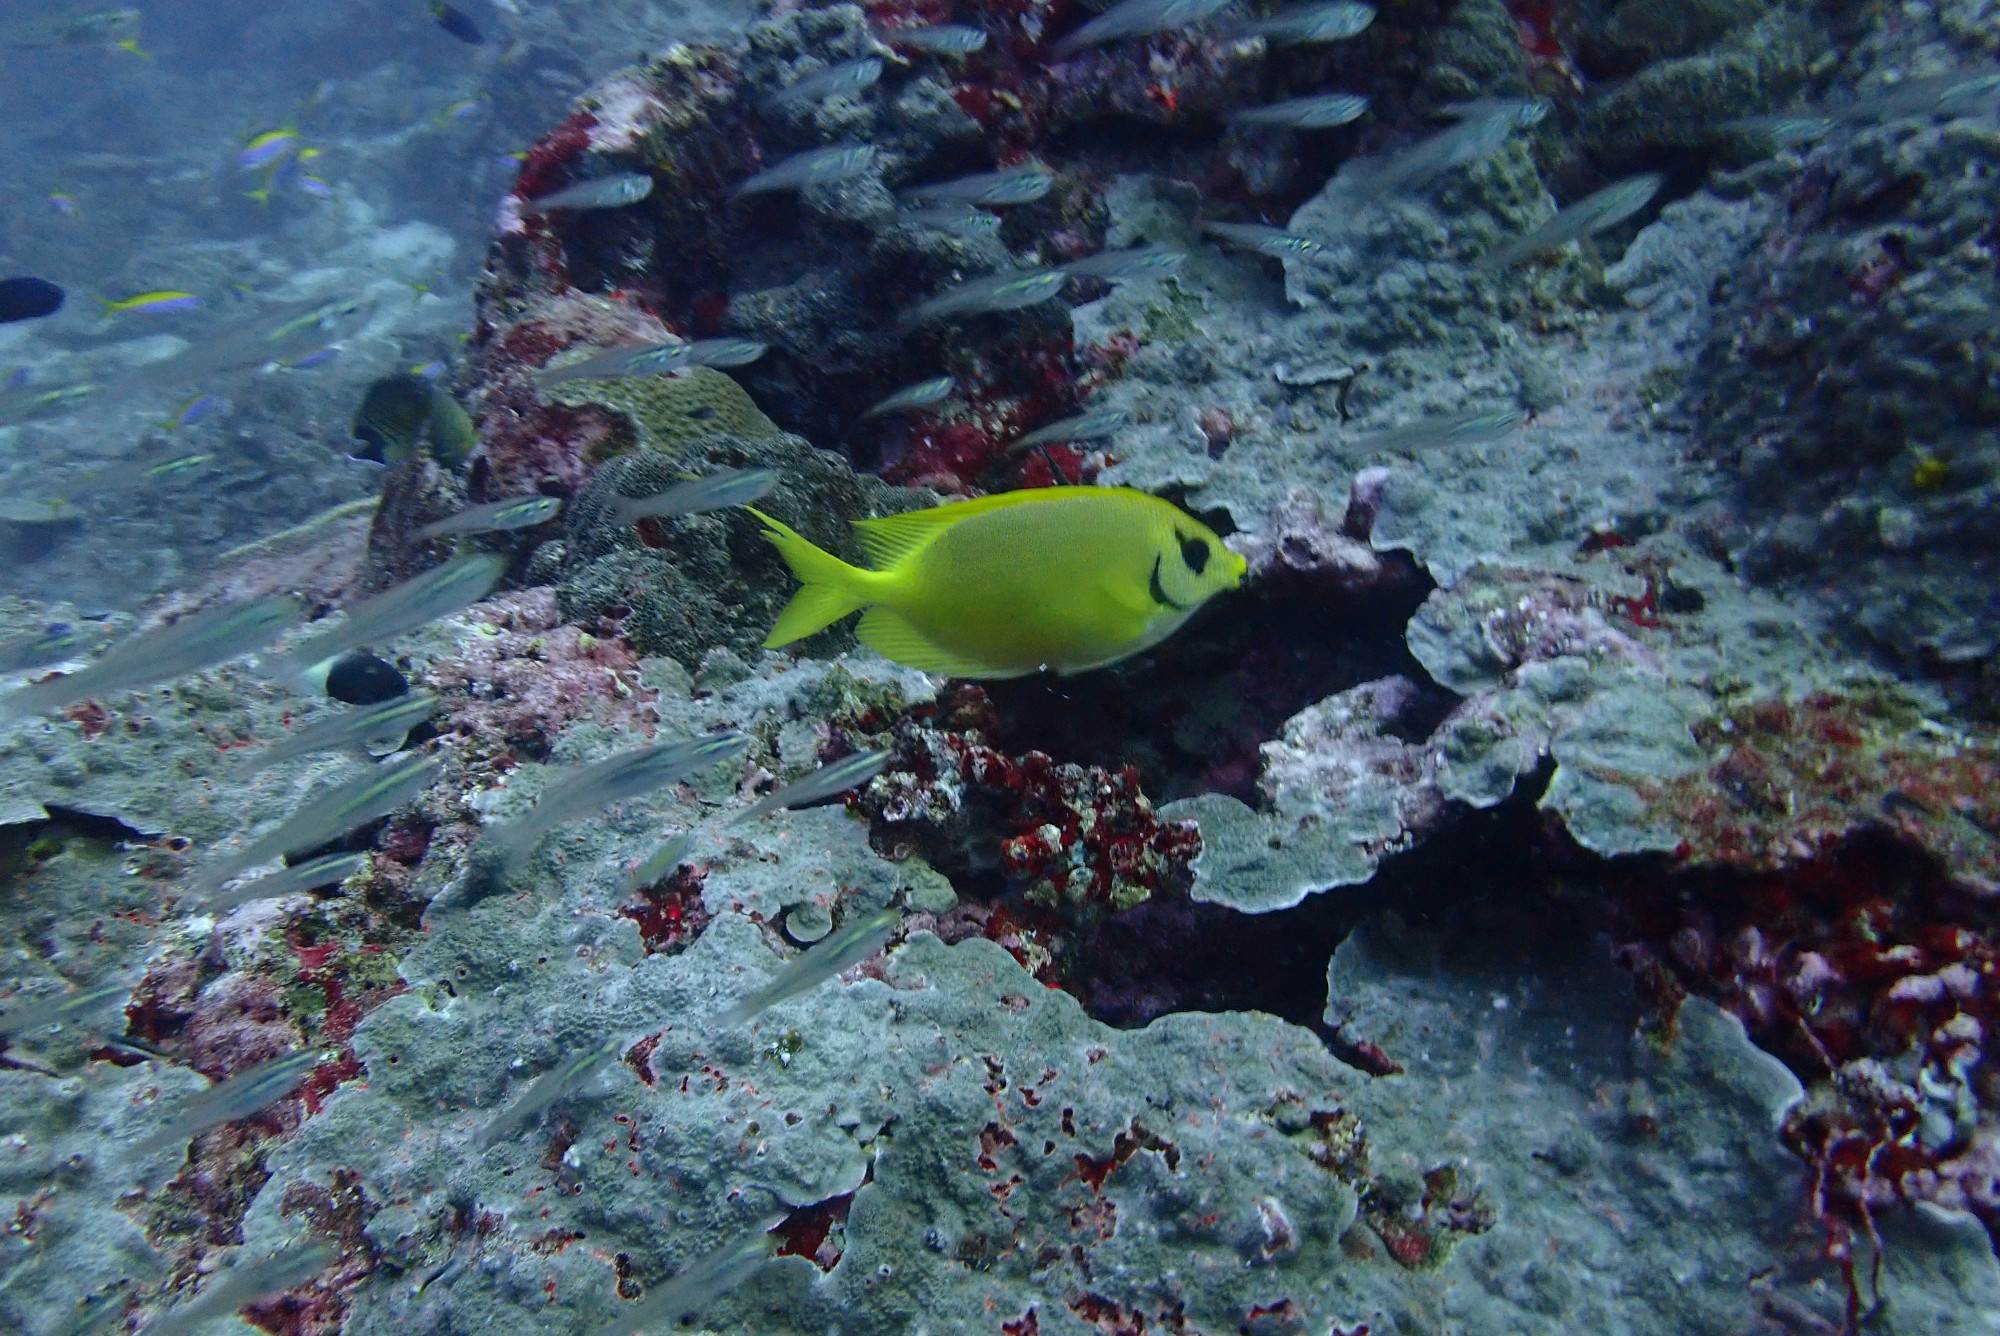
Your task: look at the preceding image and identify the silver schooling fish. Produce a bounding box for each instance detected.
[900,268,1067,327]
[1006,408,1130,454]
[243,691,442,773]
[191,754,440,895]
[900,164,1055,206]
[519,173,653,215]
[200,851,372,914]
[1058,246,1186,281]
[475,1034,626,1148]
[714,908,902,1028]
[1053,0,1233,54]
[271,554,506,680]
[133,1048,325,1158]
[414,495,562,540]
[879,23,988,54]
[1478,173,1663,270]
[1230,92,1369,129]
[483,733,750,871]
[1199,220,1324,258]
[730,144,879,198]
[602,467,779,527]
[861,375,958,417]
[1239,1,1375,42]
[732,749,893,823]
[767,57,883,106]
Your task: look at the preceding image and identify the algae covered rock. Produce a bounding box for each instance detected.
[552,431,926,667]
[543,367,783,458]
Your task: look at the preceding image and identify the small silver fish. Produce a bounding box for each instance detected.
[1718,113,1835,146]
[537,342,691,387]
[243,691,442,773]
[879,23,988,54]
[1436,96,1551,127]
[767,56,883,106]
[145,1239,339,1336]
[617,832,690,896]
[272,553,507,679]
[893,205,1004,237]
[1339,104,1532,200]
[0,621,106,674]
[589,1217,785,1336]
[1058,246,1186,281]
[1006,409,1129,454]
[475,1034,625,1149]
[0,596,300,721]
[1199,220,1323,258]
[1230,92,1369,128]
[1347,407,1521,454]
[685,338,769,368]
[133,1049,325,1158]
[0,979,129,1037]
[519,173,653,215]
[1837,68,2000,122]
[603,468,779,527]
[1240,1,1375,43]
[900,268,1067,327]
[715,908,900,1028]
[1479,172,1663,270]
[1053,0,1234,54]
[484,733,750,871]
[900,164,1055,206]
[414,495,562,540]
[732,749,892,824]
[201,851,371,914]
[861,375,957,418]
[730,144,879,198]
[191,755,440,896]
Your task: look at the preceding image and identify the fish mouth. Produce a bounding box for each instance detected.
[1149,555,1191,612]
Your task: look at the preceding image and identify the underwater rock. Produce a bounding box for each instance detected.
[554,432,922,668]
[542,367,783,456]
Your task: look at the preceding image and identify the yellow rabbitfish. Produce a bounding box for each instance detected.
[750,487,1247,678]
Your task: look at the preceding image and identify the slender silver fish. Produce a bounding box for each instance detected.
[1053,0,1234,54]
[244,691,441,773]
[893,205,1005,237]
[1719,113,1836,147]
[1346,408,1521,454]
[132,1049,325,1158]
[1835,68,2000,122]
[201,851,371,914]
[144,1239,339,1336]
[617,832,690,897]
[272,554,507,679]
[603,468,779,528]
[191,754,440,895]
[732,749,893,824]
[590,1218,785,1336]
[899,164,1055,206]
[861,375,958,418]
[414,496,563,540]
[1239,1,1375,42]
[879,23,988,54]
[0,596,300,721]
[0,621,106,675]
[1199,220,1323,258]
[1006,409,1129,455]
[730,144,879,198]
[484,733,750,870]
[900,268,1067,327]
[519,173,653,215]
[537,342,692,388]
[768,57,882,106]
[0,979,129,1037]
[1479,173,1663,270]
[1230,92,1369,129]
[1058,246,1186,281]
[715,908,901,1028]
[685,339,770,368]
[1338,103,1535,200]
[475,1035,626,1149]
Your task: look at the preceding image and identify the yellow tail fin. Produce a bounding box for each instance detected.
[747,507,872,646]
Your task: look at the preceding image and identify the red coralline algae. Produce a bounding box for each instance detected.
[1641,689,2000,888]
[773,1192,853,1272]
[857,687,1200,915]
[424,588,658,759]
[1608,837,2000,1259]
[618,867,712,955]
[514,111,600,204]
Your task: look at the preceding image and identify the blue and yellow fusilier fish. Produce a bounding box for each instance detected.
[749,487,1246,678]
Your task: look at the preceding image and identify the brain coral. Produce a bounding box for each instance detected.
[544,367,782,458]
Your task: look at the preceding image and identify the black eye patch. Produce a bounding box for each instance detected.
[1178,532,1210,574]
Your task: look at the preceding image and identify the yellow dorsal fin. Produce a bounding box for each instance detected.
[852,488,1095,570]
[856,607,1019,679]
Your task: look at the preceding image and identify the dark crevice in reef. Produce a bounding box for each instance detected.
[981,553,1442,804]
[1062,764,1563,1031]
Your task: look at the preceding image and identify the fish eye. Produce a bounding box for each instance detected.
[1178,533,1210,575]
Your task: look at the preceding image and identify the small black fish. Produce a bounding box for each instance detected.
[351,375,435,464]
[430,1,484,44]
[325,652,410,706]
[0,277,64,324]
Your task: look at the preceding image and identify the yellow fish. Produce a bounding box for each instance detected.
[749,487,1247,678]
[95,290,202,315]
